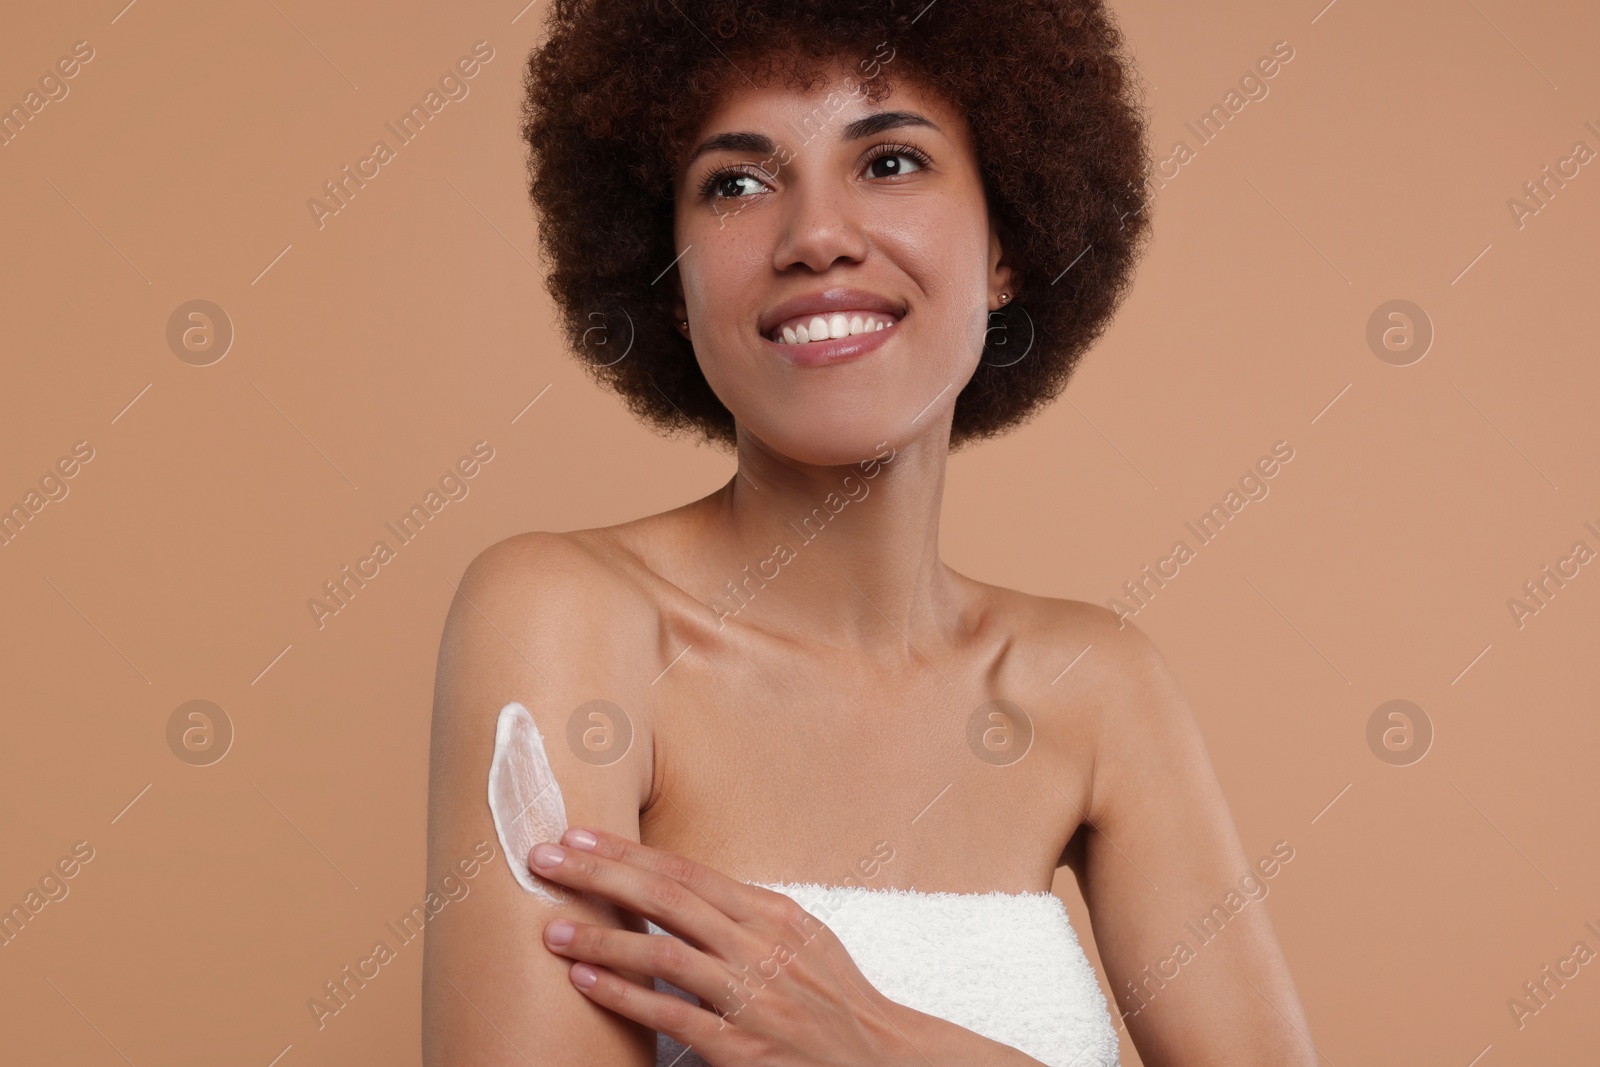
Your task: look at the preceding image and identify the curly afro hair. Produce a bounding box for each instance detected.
[521,0,1152,452]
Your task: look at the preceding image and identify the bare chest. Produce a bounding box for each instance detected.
[635,651,1092,894]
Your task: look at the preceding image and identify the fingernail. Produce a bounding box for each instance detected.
[566,827,598,851]
[571,963,599,989]
[531,842,565,869]
[545,919,575,946]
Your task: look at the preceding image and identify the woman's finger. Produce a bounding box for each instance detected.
[566,961,744,1060]
[556,826,792,924]
[528,838,756,957]
[544,918,742,1014]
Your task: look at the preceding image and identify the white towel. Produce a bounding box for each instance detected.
[649,881,1120,1067]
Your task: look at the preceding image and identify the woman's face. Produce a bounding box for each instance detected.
[671,59,1015,467]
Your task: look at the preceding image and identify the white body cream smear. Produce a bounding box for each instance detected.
[487,701,572,905]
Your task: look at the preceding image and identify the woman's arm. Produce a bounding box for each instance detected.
[422,533,658,1066]
[1068,611,1319,1067]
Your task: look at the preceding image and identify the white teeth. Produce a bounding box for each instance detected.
[770,311,899,344]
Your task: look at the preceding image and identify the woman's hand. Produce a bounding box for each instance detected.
[526,826,926,1067]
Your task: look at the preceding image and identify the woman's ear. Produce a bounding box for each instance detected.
[989,226,1021,306]
[672,278,689,333]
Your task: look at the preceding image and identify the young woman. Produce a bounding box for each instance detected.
[423,2,1316,1064]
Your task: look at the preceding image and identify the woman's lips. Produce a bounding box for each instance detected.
[761,314,902,367]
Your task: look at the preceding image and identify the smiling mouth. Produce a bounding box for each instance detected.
[767,311,901,345]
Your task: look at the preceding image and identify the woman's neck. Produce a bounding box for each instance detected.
[692,427,968,653]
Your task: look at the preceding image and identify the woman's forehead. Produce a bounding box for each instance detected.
[682,64,963,160]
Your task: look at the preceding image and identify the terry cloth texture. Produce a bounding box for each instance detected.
[648,880,1121,1067]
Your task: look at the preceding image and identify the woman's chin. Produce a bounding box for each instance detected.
[746,421,907,469]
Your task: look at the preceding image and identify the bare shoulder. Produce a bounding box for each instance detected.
[973,583,1208,820]
[456,527,646,614]
[1038,597,1191,722]
[431,526,666,825]
[978,584,1190,724]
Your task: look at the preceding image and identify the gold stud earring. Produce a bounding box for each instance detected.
[999,293,1010,304]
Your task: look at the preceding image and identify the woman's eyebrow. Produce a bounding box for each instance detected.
[683,110,941,168]
[685,131,775,167]
[839,110,939,142]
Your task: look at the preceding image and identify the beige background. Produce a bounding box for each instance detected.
[2,0,1597,1064]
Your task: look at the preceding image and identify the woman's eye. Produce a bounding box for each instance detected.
[703,168,769,200]
[866,151,926,179]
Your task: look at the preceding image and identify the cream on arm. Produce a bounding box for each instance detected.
[487,700,572,905]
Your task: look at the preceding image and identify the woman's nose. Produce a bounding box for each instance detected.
[770,182,871,273]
